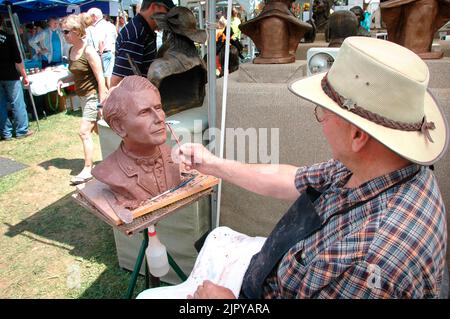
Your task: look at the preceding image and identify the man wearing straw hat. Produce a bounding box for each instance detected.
[170,36,449,299]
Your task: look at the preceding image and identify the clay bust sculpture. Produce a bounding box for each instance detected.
[380,0,450,59]
[147,6,207,116]
[239,0,312,64]
[92,76,181,210]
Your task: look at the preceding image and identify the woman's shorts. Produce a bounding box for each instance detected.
[80,93,98,122]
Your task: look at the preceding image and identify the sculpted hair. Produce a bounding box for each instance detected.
[102,76,161,133]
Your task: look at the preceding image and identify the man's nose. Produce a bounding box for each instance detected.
[151,108,165,122]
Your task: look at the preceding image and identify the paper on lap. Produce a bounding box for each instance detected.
[136,226,266,299]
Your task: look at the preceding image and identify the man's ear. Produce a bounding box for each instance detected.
[111,119,126,138]
[350,125,370,153]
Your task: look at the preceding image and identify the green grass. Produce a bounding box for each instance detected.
[0,111,146,298]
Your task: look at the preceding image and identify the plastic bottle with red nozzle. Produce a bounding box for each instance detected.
[145,225,170,277]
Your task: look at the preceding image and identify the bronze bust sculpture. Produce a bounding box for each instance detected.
[239,0,312,64]
[326,11,359,47]
[380,0,450,59]
[312,0,331,32]
[92,76,181,210]
[147,6,207,116]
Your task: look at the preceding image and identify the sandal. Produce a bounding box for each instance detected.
[70,174,93,186]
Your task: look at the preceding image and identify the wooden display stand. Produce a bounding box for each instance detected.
[72,172,219,298]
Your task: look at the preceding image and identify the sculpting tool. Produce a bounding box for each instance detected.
[149,174,197,202]
[165,121,196,166]
[165,122,181,148]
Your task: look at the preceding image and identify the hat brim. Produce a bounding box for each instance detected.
[288,73,449,165]
[153,13,206,43]
[182,30,207,43]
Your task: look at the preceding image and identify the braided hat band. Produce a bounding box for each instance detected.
[320,73,436,143]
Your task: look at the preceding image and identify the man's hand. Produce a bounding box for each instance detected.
[22,76,30,86]
[99,41,105,55]
[187,280,236,299]
[97,107,103,120]
[57,80,64,96]
[178,143,222,174]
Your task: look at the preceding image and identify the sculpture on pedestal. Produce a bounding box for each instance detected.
[312,0,331,32]
[239,0,312,64]
[326,11,359,47]
[92,76,181,210]
[147,6,207,115]
[380,0,450,59]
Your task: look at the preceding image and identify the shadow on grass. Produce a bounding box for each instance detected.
[3,192,146,298]
[64,110,82,118]
[38,158,102,176]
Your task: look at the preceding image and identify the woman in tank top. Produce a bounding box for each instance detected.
[58,13,106,185]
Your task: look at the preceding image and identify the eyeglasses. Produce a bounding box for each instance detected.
[62,29,71,35]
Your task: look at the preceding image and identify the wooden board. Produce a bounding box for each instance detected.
[75,172,219,226]
[76,180,122,225]
[72,187,214,236]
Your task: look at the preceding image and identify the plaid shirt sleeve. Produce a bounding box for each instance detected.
[294,159,348,194]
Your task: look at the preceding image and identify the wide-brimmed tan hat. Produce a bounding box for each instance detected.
[289,37,448,165]
[152,6,206,43]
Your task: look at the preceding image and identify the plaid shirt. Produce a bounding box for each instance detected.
[262,159,447,298]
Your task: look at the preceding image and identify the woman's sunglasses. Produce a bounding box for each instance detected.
[62,29,71,35]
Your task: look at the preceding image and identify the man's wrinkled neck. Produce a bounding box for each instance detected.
[121,140,161,159]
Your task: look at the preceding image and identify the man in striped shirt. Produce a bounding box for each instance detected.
[111,0,175,87]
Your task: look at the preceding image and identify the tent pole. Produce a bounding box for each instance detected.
[215,0,233,229]
[7,3,40,131]
[206,0,218,229]
[198,2,205,59]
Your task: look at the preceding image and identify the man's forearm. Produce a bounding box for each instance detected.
[110,74,123,88]
[15,62,27,78]
[209,159,299,201]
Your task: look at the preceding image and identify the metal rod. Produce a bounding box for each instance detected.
[125,230,148,299]
[215,0,233,228]
[167,253,188,282]
[198,2,205,59]
[206,0,219,230]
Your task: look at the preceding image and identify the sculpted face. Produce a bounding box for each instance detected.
[119,89,167,147]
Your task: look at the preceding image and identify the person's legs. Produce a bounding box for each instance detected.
[0,80,29,139]
[71,93,98,184]
[0,81,13,140]
[78,118,95,175]
[9,80,30,137]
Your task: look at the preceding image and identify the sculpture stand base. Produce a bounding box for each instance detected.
[253,54,296,64]
[419,51,444,60]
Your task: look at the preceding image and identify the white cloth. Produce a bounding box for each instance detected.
[86,19,117,53]
[26,65,72,96]
[136,226,266,299]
